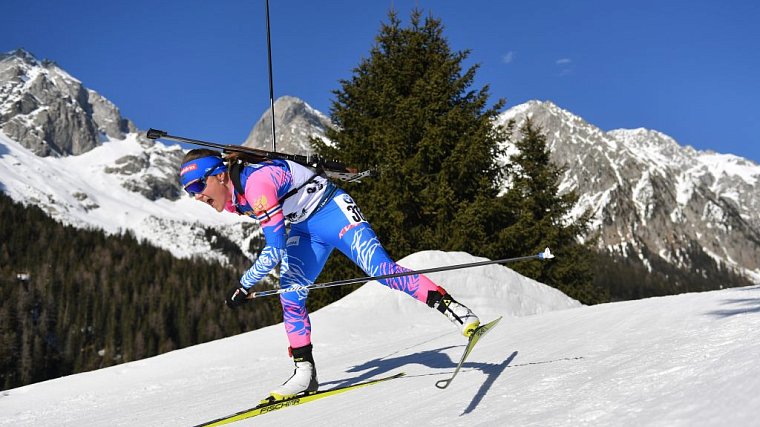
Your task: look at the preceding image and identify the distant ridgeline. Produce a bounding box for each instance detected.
[0,192,285,389]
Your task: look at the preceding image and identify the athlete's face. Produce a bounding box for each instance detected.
[194,172,230,212]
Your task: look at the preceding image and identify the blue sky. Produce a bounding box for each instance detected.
[2,0,759,162]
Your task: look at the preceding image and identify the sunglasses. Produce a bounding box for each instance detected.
[184,168,217,196]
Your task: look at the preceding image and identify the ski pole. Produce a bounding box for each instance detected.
[248,248,555,299]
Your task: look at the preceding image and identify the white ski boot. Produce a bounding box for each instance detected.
[269,344,319,400]
[427,291,480,337]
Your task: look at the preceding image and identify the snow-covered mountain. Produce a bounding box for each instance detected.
[1,251,758,426]
[0,50,258,264]
[499,101,760,283]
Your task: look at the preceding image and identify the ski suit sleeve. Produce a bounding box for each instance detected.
[239,167,288,289]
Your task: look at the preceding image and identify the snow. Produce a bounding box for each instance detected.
[0,130,251,262]
[1,250,758,427]
[698,151,760,185]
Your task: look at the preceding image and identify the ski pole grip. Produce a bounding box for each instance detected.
[146,128,168,140]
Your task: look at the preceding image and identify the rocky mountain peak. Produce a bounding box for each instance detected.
[500,100,760,282]
[0,48,135,157]
[0,48,40,67]
[242,95,333,155]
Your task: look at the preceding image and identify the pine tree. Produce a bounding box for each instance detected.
[314,9,507,259]
[500,119,608,304]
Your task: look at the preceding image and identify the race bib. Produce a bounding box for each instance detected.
[334,194,367,225]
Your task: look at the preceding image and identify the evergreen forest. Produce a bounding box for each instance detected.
[0,192,282,389]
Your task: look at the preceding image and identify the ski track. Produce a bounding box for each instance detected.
[1,252,759,426]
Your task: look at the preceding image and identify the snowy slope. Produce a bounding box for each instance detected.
[0,130,257,263]
[2,251,758,427]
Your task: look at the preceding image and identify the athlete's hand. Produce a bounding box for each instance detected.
[225,286,251,309]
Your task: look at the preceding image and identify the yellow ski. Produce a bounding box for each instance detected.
[435,317,503,389]
[195,372,405,426]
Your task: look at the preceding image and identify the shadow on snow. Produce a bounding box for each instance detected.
[318,345,519,415]
[707,295,760,317]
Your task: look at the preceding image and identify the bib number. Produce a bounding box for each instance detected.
[335,194,367,224]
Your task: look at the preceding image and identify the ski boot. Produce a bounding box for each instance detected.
[427,291,480,337]
[266,344,319,402]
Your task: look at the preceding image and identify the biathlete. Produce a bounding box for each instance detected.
[179,149,480,399]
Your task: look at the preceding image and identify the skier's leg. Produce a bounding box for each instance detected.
[335,222,480,336]
[306,193,441,301]
[338,223,443,302]
[309,191,481,336]
[278,228,332,348]
[271,228,332,397]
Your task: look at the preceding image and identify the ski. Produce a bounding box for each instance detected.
[194,372,405,426]
[435,317,503,389]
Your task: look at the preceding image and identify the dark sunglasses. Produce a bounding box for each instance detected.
[183,169,216,196]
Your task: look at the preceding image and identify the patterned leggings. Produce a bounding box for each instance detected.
[278,190,444,348]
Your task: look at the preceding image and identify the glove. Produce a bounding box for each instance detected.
[225,286,251,309]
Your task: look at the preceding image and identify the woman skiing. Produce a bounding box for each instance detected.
[179,149,480,400]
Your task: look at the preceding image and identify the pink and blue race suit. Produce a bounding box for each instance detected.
[225,159,445,348]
